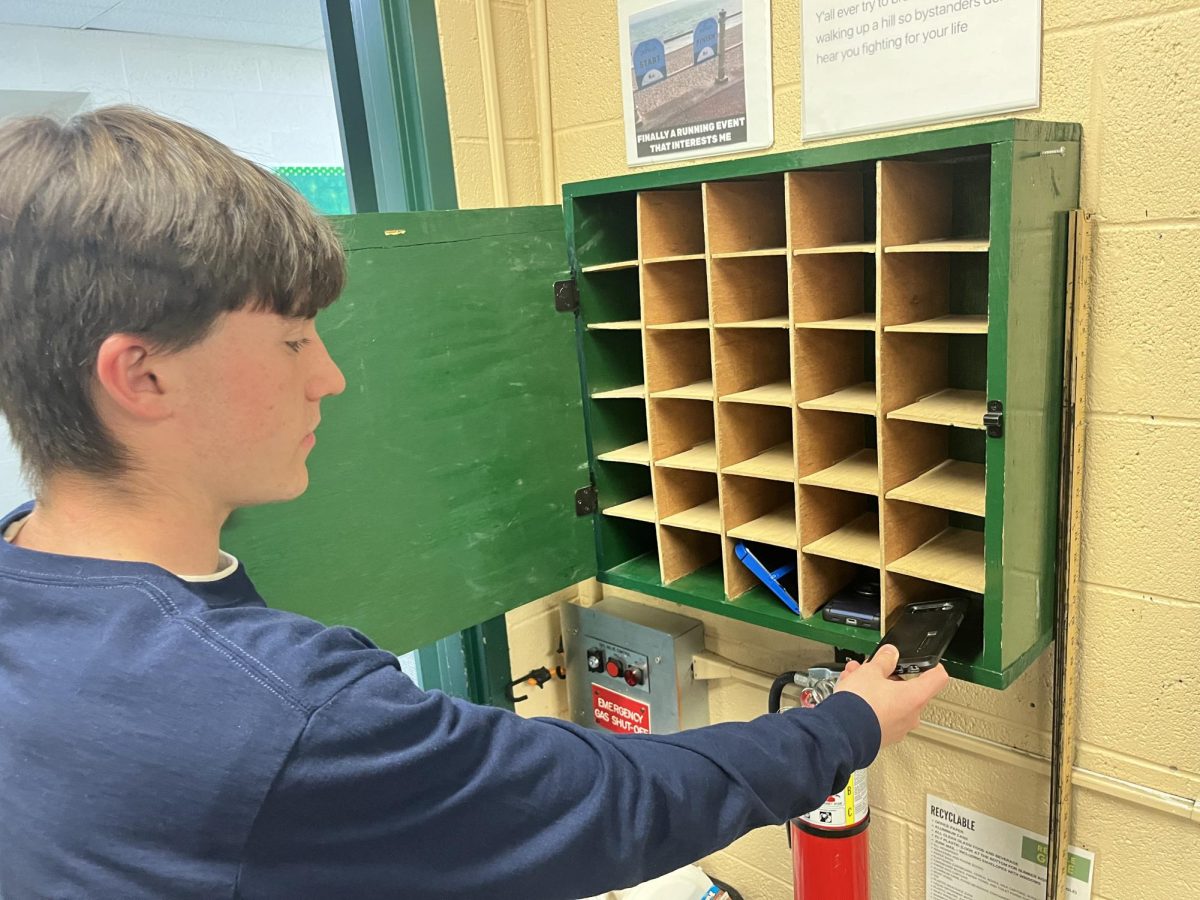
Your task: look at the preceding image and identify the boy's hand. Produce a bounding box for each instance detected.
[834,645,948,748]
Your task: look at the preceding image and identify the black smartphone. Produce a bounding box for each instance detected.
[875,598,968,675]
[820,574,881,629]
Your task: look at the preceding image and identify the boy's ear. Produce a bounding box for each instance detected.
[94,334,173,421]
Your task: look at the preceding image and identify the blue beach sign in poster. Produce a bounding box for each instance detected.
[620,0,773,166]
[693,17,718,63]
[633,38,667,87]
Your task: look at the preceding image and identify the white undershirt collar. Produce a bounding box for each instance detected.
[2,515,239,582]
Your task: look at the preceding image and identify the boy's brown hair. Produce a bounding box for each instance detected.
[0,105,345,489]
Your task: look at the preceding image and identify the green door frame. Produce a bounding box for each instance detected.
[321,0,513,709]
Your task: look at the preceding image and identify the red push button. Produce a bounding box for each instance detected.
[605,658,624,679]
[624,666,644,687]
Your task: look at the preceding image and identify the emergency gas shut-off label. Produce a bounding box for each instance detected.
[590,684,651,735]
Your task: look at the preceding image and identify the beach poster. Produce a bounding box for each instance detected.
[618,0,773,165]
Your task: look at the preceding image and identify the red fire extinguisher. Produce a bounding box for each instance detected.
[769,667,871,900]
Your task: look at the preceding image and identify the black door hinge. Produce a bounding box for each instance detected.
[575,484,597,516]
[984,400,1004,438]
[554,278,579,313]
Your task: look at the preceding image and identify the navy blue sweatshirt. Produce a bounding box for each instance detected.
[0,502,880,899]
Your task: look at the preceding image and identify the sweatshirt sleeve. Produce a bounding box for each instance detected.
[237,663,880,900]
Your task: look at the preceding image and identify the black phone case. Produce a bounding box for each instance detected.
[876,598,968,675]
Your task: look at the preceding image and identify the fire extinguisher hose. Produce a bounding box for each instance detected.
[768,671,801,714]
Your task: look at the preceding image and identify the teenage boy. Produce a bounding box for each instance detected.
[0,107,947,899]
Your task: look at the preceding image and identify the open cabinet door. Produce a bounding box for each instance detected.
[223,207,595,653]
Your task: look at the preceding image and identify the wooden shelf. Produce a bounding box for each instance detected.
[646,319,709,330]
[720,381,794,407]
[888,389,985,429]
[581,259,639,273]
[597,441,651,466]
[712,248,789,259]
[592,384,646,400]
[724,443,795,481]
[793,242,875,255]
[643,253,706,264]
[728,507,797,549]
[650,379,714,401]
[887,460,985,516]
[798,382,877,415]
[799,449,879,495]
[661,499,722,534]
[885,315,988,335]
[884,238,989,254]
[602,496,657,523]
[716,317,790,329]
[803,513,880,567]
[587,320,642,331]
[658,440,718,472]
[796,313,876,331]
[888,527,984,593]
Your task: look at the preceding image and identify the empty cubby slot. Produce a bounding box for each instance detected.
[585,329,646,400]
[639,190,706,261]
[592,397,651,467]
[795,330,877,416]
[582,266,642,330]
[793,254,876,331]
[660,526,723,585]
[599,464,655,525]
[719,403,795,482]
[797,410,879,496]
[802,557,882,620]
[704,177,787,255]
[710,255,789,327]
[641,258,709,327]
[646,329,713,400]
[881,420,985,516]
[651,398,718,473]
[882,332,987,430]
[715,330,793,407]
[880,155,991,253]
[574,191,639,270]
[597,516,659,575]
[787,167,876,252]
[724,475,797,550]
[884,503,984,595]
[880,252,988,332]
[657,469,721,536]
[800,486,880,569]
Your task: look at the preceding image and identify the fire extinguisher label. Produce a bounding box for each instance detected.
[800,768,869,827]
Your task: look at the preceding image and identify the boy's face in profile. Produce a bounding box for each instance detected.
[159,308,346,509]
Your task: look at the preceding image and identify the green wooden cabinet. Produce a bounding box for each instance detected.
[224,119,1080,689]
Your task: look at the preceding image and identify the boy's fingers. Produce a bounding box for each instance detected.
[868,643,899,674]
[909,664,949,702]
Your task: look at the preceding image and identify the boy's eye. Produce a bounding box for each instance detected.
[285,338,312,353]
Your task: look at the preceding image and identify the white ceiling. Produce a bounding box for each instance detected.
[0,0,326,49]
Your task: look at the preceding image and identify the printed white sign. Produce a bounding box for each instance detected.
[618,0,774,165]
[802,0,1041,139]
[926,795,1095,900]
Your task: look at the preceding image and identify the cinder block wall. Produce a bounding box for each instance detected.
[435,2,1200,896]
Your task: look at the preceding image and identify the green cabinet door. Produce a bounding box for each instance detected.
[223,207,595,653]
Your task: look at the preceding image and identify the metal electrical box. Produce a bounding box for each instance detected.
[561,597,708,735]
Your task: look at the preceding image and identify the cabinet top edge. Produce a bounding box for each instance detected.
[563,119,1082,200]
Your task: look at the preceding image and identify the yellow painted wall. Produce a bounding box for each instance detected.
[435,2,1200,897]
